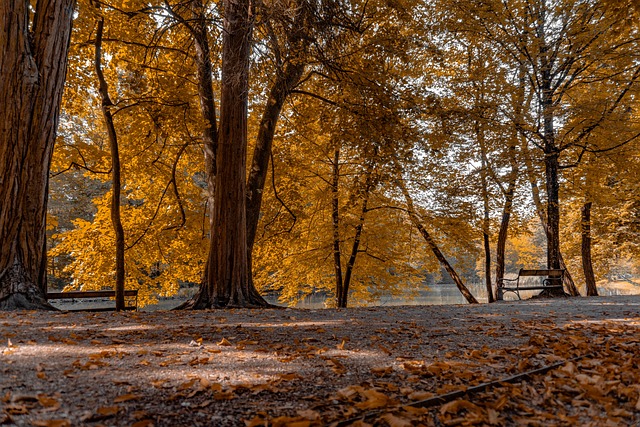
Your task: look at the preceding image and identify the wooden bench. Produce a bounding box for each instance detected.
[46,290,138,312]
[497,269,565,300]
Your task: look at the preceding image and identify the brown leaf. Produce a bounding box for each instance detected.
[131,420,154,427]
[37,394,60,411]
[355,389,396,410]
[379,413,412,427]
[440,399,482,416]
[31,420,71,427]
[217,338,233,346]
[113,393,140,403]
[97,406,119,416]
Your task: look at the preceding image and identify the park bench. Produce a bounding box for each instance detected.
[46,290,138,312]
[497,269,565,300]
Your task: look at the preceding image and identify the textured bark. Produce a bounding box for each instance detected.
[331,149,344,307]
[246,61,305,286]
[174,0,219,310]
[0,0,74,310]
[581,202,598,296]
[203,0,268,307]
[94,15,126,311]
[397,180,479,304]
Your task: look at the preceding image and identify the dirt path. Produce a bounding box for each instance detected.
[1,296,639,426]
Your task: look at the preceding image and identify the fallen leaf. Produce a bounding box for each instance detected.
[31,420,71,427]
[131,420,154,427]
[113,393,140,403]
[217,338,233,346]
[379,413,412,427]
[37,394,60,410]
[97,406,119,416]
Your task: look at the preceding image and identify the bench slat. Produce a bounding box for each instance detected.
[501,285,563,291]
[46,290,138,299]
[518,269,564,277]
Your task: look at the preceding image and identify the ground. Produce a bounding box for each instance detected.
[1,296,639,426]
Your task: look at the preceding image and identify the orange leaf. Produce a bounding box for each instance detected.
[217,338,233,346]
[31,420,71,427]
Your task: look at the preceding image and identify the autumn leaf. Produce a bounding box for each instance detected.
[113,393,140,403]
[379,413,412,427]
[440,399,482,416]
[31,420,71,427]
[217,338,233,346]
[37,394,61,410]
[97,406,119,416]
[355,389,396,410]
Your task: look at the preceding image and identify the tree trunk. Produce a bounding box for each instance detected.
[0,0,74,310]
[521,140,580,296]
[581,201,598,296]
[94,15,126,311]
[331,148,344,307]
[340,171,374,308]
[477,123,494,303]
[174,0,219,310]
[246,61,305,290]
[396,179,479,304]
[203,0,268,307]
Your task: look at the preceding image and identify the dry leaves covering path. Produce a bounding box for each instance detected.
[1,296,640,426]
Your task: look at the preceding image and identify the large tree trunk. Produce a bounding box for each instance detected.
[581,201,598,296]
[94,15,126,311]
[396,179,479,304]
[203,0,268,307]
[0,0,74,310]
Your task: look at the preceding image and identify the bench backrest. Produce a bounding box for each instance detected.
[518,269,564,277]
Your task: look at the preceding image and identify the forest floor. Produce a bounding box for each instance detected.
[1,295,639,427]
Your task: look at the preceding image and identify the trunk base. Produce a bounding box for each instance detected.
[173,281,279,310]
[0,263,57,311]
[0,292,57,311]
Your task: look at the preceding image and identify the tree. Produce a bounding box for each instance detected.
[94,6,127,311]
[0,0,75,310]
[201,0,267,307]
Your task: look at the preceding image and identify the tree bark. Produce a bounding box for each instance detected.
[246,61,305,291]
[340,174,373,308]
[477,123,494,303]
[0,0,74,310]
[396,179,479,304]
[331,148,344,307]
[521,140,580,296]
[173,0,219,310]
[94,15,126,311]
[581,201,598,296]
[203,0,268,307]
